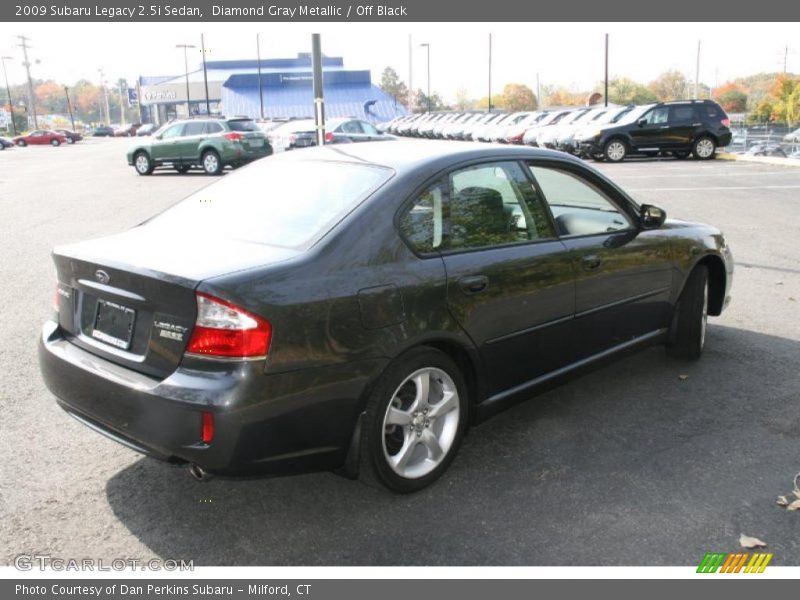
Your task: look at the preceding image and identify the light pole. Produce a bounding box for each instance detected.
[200,34,210,115]
[176,43,195,115]
[488,34,493,112]
[98,68,110,125]
[1,56,16,136]
[64,85,75,131]
[419,42,430,112]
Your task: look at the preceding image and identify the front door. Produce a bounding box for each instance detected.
[150,122,185,162]
[528,162,674,360]
[628,106,670,152]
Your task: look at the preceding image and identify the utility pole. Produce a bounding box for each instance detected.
[408,34,413,111]
[488,33,493,112]
[311,33,325,146]
[98,68,110,124]
[420,43,431,113]
[16,35,38,129]
[176,43,195,115]
[536,73,541,110]
[1,56,16,136]
[256,34,264,119]
[694,40,701,99]
[64,85,75,130]
[784,45,789,74]
[118,81,126,126]
[201,34,210,115]
[604,33,609,107]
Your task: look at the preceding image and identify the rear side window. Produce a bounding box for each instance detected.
[670,106,697,122]
[399,183,445,253]
[160,123,184,139]
[206,122,224,134]
[227,119,258,132]
[704,104,721,119]
[148,160,393,249]
[183,122,207,136]
[340,121,364,134]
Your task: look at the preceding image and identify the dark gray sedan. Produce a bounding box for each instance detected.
[39,141,733,492]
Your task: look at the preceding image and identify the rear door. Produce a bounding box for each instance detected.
[175,120,208,163]
[666,104,701,149]
[436,161,575,395]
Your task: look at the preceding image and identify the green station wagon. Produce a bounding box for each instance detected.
[127,117,273,176]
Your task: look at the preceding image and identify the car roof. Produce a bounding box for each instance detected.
[270,139,585,175]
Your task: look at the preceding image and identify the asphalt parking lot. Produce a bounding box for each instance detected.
[1,138,798,566]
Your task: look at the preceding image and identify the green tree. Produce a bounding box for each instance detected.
[414,89,448,113]
[379,66,409,107]
[649,70,689,101]
[605,77,657,105]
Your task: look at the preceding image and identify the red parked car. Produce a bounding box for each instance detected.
[13,130,69,147]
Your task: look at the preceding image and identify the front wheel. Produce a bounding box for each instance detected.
[692,136,717,160]
[201,150,223,175]
[604,139,627,162]
[51,139,60,146]
[359,347,467,493]
[133,151,154,175]
[667,265,709,360]
[16,140,26,147]
[66,137,74,144]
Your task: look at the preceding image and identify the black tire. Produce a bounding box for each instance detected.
[359,347,468,493]
[51,139,60,146]
[175,164,191,174]
[591,153,605,162]
[604,139,627,162]
[672,150,690,160]
[692,136,717,160]
[667,265,709,361]
[201,150,223,175]
[66,137,74,144]
[133,151,154,176]
[16,140,26,147]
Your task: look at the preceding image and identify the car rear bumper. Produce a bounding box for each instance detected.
[39,320,385,476]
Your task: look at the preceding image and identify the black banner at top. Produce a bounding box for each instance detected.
[3,0,798,21]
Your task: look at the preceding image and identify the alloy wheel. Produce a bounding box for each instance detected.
[135,154,150,174]
[381,367,460,479]
[606,141,626,162]
[696,138,715,159]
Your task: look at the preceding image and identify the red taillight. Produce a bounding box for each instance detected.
[224,131,244,142]
[201,411,214,444]
[324,132,334,143]
[721,118,731,127]
[185,292,272,358]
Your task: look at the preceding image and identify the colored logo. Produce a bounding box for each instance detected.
[697,552,773,573]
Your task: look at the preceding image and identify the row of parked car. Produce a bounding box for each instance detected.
[379,99,734,162]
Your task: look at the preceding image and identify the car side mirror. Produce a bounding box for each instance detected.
[637,118,647,127]
[640,204,667,229]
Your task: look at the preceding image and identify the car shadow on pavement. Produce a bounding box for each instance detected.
[105,324,800,566]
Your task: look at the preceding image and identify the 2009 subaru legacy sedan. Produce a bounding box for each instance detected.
[39,141,733,493]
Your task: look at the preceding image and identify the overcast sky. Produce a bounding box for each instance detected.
[0,22,796,100]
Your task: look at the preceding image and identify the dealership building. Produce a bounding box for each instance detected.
[137,53,407,125]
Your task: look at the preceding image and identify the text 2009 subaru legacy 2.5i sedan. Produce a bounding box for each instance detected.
[39,141,733,493]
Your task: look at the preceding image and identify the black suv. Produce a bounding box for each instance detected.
[577,100,732,162]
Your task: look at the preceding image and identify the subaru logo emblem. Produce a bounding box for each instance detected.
[95,269,110,284]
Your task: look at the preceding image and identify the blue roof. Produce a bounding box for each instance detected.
[221,82,407,122]
[205,56,344,71]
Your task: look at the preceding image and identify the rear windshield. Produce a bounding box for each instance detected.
[147,159,393,249]
[227,119,258,132]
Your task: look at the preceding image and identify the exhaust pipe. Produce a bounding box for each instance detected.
[189,464,213,482]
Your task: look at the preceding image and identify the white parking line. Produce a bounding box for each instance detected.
[613,171,800,179]
[626,185,800,191]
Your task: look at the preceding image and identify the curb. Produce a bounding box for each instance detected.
[717,152,800,167]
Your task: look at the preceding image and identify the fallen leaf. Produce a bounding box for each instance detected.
[739,534,767,549]
[775,281,784,285]
[787,499,800,511]
[678,374,689,381]
[777,495,789,506]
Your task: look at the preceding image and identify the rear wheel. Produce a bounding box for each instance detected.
[359,347,467,493]
[604,139,627,162]
[692,136,717,160]
[201,150,222,175]
[66,137,74,144]
[133,151,154,175]
[16,140,26,147]
[667,265,709,360]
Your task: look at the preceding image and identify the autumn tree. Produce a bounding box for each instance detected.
[770,74,800,126]
[713,82,748,113]
[500,83,537,111]
[649,70,689,101]
[605,77,657,105]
